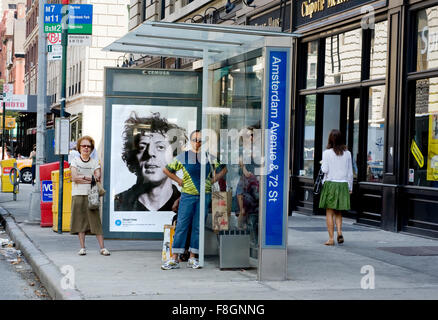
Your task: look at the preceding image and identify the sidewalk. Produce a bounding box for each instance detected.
[1,183,438,300]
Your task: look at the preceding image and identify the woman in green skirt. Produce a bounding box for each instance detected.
[319,129,353,246]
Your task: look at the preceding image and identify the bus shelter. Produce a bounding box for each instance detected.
[103,21,299,280]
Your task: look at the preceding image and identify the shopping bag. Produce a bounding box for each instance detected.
[212,190,232,231]
[87,176,100,210]
[162,224,175,262]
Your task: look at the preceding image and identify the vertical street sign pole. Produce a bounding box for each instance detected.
[1,100,5,160]
[58,0,69,233]
[28,0,47,225]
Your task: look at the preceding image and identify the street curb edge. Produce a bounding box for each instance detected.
[0,209,84,300]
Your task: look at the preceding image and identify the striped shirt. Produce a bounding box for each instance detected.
[166,151,224,195]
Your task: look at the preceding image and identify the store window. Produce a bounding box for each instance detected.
[306,41,318,89]
[325,29,362,86]
[370,21,388,79]
[417,6,438,72]
[300,95,316,178]
[409,78,438,188]
[366,86,386,182]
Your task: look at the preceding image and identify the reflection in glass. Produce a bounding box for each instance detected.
[370,21,388,79]
[210,56,264,261]
[325,29,362,86]
[409,78,438,188]
[346,97,360,178]
[301,95,316,178]
[306,41,318,89]
[366,86,386,182]
[417,6,438,72]
[352,98,360,178]
[322,95,340,152]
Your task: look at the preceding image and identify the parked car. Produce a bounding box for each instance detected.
[16,158,33,184]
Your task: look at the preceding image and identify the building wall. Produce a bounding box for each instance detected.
[46,0,130,152]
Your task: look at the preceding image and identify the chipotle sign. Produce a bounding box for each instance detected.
[293,0,384,28]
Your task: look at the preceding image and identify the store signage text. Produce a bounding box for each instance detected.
[302,0,354,19]
[295,0,377,27]
[248,3,291,30]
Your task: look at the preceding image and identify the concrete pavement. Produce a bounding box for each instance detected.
[1,183,438,300]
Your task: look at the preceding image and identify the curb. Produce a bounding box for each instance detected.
[0,207,83,300]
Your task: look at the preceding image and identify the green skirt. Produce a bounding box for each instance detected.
[319,181,350,211]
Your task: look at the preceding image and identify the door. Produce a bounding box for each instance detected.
[319,90,360,215]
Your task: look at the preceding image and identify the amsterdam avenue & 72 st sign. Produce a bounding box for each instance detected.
[44,4,93,34]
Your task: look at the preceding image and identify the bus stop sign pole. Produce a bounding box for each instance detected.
[57,0,69,234]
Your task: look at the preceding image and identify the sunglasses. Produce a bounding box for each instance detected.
[80,145,92,149]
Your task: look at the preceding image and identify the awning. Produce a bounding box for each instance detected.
[103,21,300,63]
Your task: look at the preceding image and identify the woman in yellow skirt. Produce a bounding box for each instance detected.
[70,136,110,256]
[319,129,353,246]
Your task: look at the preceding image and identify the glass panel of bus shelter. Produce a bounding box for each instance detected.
[208,56,264,264]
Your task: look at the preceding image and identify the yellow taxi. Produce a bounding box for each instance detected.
[16,158,34,184]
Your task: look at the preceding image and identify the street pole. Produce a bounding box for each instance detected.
[28,0,47,224]
[2,101,5,159]
[57,0,69,234]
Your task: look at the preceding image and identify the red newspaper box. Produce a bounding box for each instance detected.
[40,161,69,227]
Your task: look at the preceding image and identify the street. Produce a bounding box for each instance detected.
[0,222,49,300]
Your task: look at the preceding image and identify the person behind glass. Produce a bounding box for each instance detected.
[319,129,353,246]
[70,136,110,256]
[161,130,227,270]
[236,127,260,234]
[29,144,36,185]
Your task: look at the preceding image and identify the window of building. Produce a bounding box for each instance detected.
[300,95,316,178]
[417,6,438,72]
[325,29,362,86]
[366,86,386,183]
[370,21,388,79]
[306,40,318,89]
[408,78,438,188]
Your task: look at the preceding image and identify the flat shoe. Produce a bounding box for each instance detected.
[324,240,334,246]
[100,248,110,256]
[78,248,86,255]
[337,235,344,244]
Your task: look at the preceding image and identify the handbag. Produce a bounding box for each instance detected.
[88,175,100,210]
[313,168,325,196]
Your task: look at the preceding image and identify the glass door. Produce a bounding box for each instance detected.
[322,90,360,177]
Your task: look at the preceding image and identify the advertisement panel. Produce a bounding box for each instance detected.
[109,104,197,233]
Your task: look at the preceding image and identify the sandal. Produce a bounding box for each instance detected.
[78,248,86,255]
[337,235,344,244]
[324,240,334,246]
[100,248,110,256]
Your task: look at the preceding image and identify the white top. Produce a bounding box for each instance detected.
[321,148,354,191]
[70,157,100,196]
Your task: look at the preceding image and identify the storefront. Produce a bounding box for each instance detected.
[290,0,438,238]
[103,22,297,280]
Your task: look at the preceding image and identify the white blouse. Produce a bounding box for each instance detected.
[321,148,354,191]
[70,157,100,196]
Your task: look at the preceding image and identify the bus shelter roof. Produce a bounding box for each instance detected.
[103,21,300,63]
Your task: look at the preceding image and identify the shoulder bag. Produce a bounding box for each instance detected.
[313,168,325,196]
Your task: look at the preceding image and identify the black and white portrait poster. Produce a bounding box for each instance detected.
[109,104,197,233]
